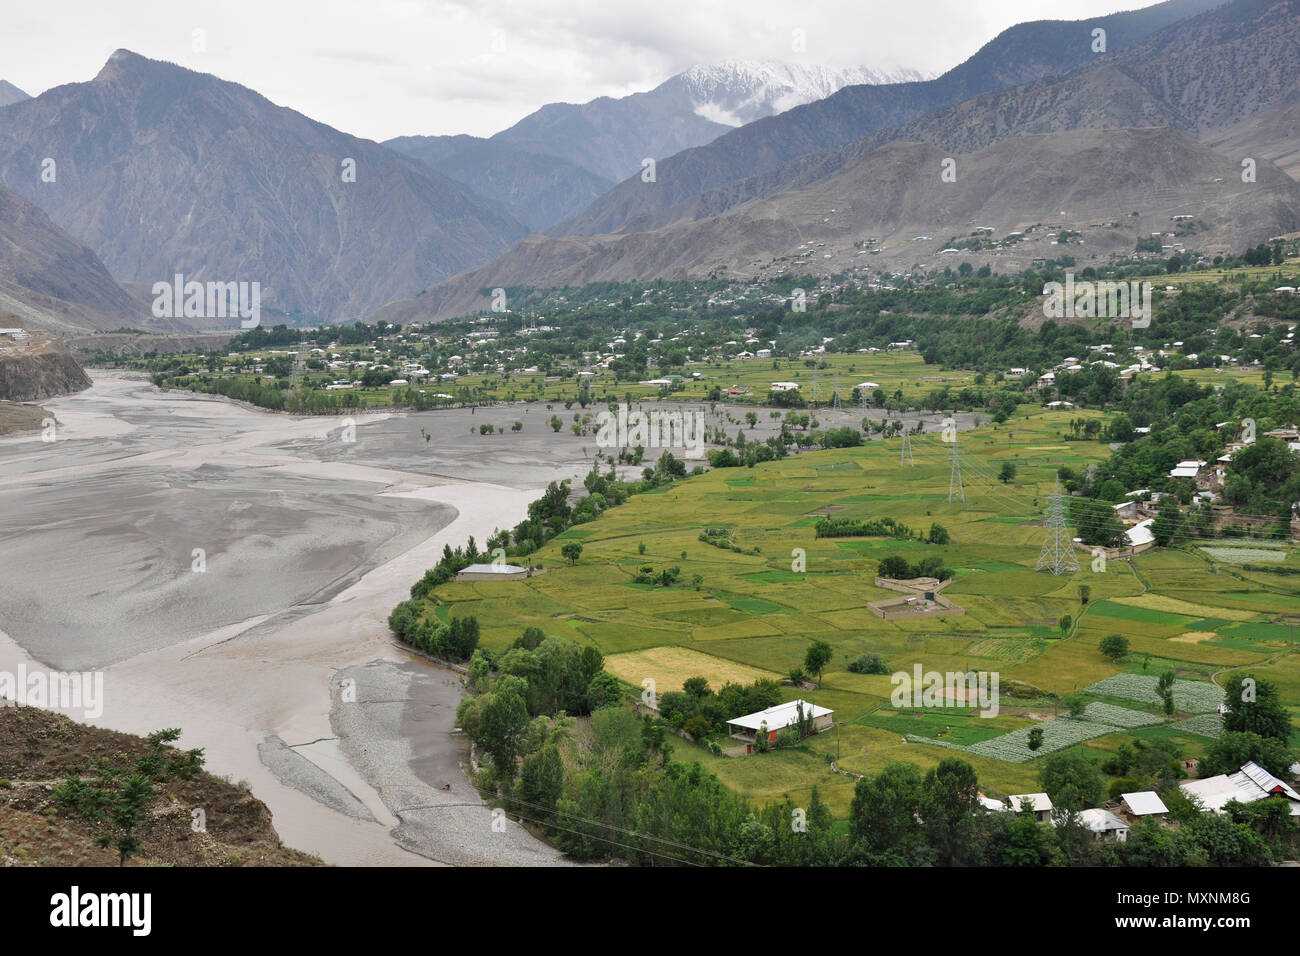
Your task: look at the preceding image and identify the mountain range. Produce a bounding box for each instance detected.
[378,0,1300,321]
[386,60,918,232]
[0,50,527,324]
[3,0,1299,335]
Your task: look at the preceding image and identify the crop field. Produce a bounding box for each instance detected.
[416,405,1300,806]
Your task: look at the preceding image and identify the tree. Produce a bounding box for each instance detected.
[477,683,530,783]
[917,758,981,865]
[560,541,583,565]
[1027,727,1044,752]
[1151,495,1182,546]
[1078,584,1091,606]
[682,676,711,699]
[999,462,1017,484]
[849,762,923,854]
[804,640,833,688]
[1099,633,1130,662]
[1200,731,1297,779]
[1064,695,1088,719]
[518,744,564,823]
[1222,675,1293,742]
[1156,670,1176,715]
[1039,749,1104,813]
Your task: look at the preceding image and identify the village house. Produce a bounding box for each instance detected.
[455,563,529,582]
[726,699,833,753]
[1118,791,1169,824]
[1078,807,1130,842]
[1007,793,1053,823]
[1179,761,1300,816]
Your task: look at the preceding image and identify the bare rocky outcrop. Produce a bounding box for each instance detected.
[0,332,91,401]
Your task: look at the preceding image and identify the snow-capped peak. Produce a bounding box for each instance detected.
[671,59,929,127]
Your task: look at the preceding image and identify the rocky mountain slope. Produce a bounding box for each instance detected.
[556,0,1229,237]
[0,50,527,323]
[0,183,148,335]
[373,127,1300,322]
[0,329,92,401]
[0,80,28,107]
[385,134,614,232]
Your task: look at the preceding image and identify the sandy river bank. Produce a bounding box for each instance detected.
[0,372,592,864]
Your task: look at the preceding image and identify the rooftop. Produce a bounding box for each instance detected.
[726,699,832,733]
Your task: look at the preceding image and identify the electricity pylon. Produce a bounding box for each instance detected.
[900,426,914,467]
[947,434,964,502]
[1036,478,1081,575]
[831,374,841,411]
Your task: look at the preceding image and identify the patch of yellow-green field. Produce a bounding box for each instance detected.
[1109,594,1257,622]
[604,646,779,692]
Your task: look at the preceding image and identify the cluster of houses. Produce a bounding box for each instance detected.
[984,760,1300,842]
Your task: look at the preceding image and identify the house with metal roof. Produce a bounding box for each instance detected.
[1180,761,1300,815]
[1078,807,1130,842]
[726,699,832,749]
[1119,791,1169,821]
[455,563,529,581]
[1007,793,1053,822]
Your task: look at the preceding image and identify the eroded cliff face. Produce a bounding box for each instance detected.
[0,333,92,401]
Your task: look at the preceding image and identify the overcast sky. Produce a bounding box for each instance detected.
[2,0,1165,141]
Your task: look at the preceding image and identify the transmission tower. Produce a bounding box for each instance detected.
[1035,478,1081,575]
[947,434,964,502]
[900,425,914,467]
[812,370,821,402]
[831,374,841,411]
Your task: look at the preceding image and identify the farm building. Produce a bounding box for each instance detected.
[1179,761,1300,815]
[977,793,1007,812]
[726,699,832,749]
[455,563,529,581]
[1119,791,1168,822]
[1007,793,1053,822]
[1078,808,1130,842]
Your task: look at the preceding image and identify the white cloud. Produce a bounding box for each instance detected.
[0,0,1168,141]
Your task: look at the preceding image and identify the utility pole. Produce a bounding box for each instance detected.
[901,424,914,467]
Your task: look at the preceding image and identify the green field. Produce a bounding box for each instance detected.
[417,407,1299,806]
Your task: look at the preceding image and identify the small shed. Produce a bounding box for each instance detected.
[1120,791,1168,821]
[1008,793,1054,823]
[455,563,529,581]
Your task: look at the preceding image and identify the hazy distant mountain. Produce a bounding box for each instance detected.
[385,134,614,232]
[0,50,527,323]
[0,81,29,107]
[490,59,922,185]
[0,183,147,335]
[558,0,1230,237]
[387,59,914,232]
[372,127,1300,323]
[669,61,928,127]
